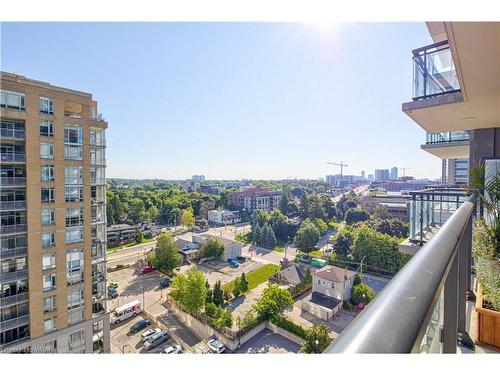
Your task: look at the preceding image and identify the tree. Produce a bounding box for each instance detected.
[170,273,187,308]
[252,223,262,245]
[206,304,233,329]
[261,223,277,249]
[372,204,393,220]
[212,280,224,307]
[301,323,332,353]
[135,230,144,244]
[353,273,362,286]
[253,284,294,320]
[351,283,375,305]
[180,207,195,228]
[128,197,148,224]
[278,193,290,216]
[294,219,320,250]
[183,266,207,315]
[333,229,354,257]
[345,208,370,225]
[313,218,328,234]
[200,238,224,259]
[152,232,182,274]
[239,272,249,293]
[232,277,241,298]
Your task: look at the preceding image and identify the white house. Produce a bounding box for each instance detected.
[207,210,241,225]
[191,234,242,261]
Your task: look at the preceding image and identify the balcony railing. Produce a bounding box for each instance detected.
[0,177,26,187]
[0,269,28,284]
[91,113,105,122]
[0,292,29,308]
[0,153,26,163]
[0,314,29,333]
[0,224,27,235]
[326,195,476,353]
[0,128,25,140]
[409,188,468,244]
[0,246,27,260]
[0,201,27,211]
[412,40,461,100]
[425,131,470,145]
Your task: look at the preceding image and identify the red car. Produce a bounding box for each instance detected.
[140,265,155,274]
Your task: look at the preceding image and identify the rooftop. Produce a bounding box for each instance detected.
[314,266,356,283]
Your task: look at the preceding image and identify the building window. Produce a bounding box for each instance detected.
[42,253,56,270]
[64,124,82,144]
[1,234,27,251]
[68,330,84,350]
[44,317,57,333]
[90,129,105,146]
[40,142,55,159]
[42,339,57,353]
[43,295,56,313]
[65,166,83,186]
[90,167,105,185]
[41,232,55,248]
[67,289,84,310]
[68,307,84,326]
[0,257,27,274]
[64,145,83,161]
[66,208,84,227]
[40,120,54,137]
[66,227,84,244]
[65,186,83,203]
[41,208,55,226]
[40,97,54,115]
[0,90,25,110]
[42,274,56,292]
[40,165,55,182]
[66,248,84,285]
[41,187,55,203]
[90,148,105,165]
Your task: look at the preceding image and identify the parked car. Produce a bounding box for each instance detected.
[207,338,226,353]
[299,254,312,263]
[158,278,171,288]
[140,265,155,274]
[108,287,118,299]
[109,282,119,289]
[160,345,182,354]
[236,256,246,262]
[144,331,169,351]
[129,319,150,334]
[228,259,239,268]
[141,328,161,342]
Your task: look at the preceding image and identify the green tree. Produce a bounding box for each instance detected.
[180,207,195,228]
[353,273,362,286]
[183,266,207,315]
[170,273,187,308]
[253,284,294,320]
[301,323,332,353]
[152,232,182,274]
[200,238,225,259]
[345,208,370,225]
[135,230,144,244]
[294,219,320,250]
[232,276,241,298]
[333,228,354,257]
[351,283,375,305]
[260,223,277,249]
[212,280,224,307]
[128,197,148,224]
[313,218,328,234]
[252,223,262,245]
[372,204,393,220]
[239,272,249,293]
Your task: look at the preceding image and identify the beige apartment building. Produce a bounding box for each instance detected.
[0,72,109,353]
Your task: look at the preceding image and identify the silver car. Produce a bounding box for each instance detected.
[141,328,161,342]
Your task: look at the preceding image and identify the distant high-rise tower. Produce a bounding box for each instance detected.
[375,169,390,182]
[361,170,366,178]
[390,167,398,180]
[192,175,205,182]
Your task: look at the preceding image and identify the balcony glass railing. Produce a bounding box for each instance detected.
[412,40,461,100]
[0,128,25,140]
[409,188,468,244]
[425,131,470,145]
[0,201,27,211]
[0,177,26,187]
[0,153,26,163]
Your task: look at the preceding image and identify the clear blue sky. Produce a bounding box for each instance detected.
[1,22,440,180]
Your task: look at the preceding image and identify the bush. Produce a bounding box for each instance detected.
[351,283,375,305]
[271,315,307,339]
[344,208,370,225]
[200,238,224,259]
[353,273,362,286]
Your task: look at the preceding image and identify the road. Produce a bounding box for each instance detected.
[107,242,157,268]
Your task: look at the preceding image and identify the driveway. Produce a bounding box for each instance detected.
[236,329,301,353]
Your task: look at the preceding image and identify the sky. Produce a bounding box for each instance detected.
[1,22,441,180]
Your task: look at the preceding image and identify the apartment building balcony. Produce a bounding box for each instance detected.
[0,200,27,212]
[0,314,29,333]
[327,195,477,353]
[0,269,28,284]
[0,246,27,260]
[0,177,26,187]
[0,224,27,236]
[421,131,470,159]
[0,128,25,141]
[0,152,25,163]
[402,23,500,133]
[0,292,29,308]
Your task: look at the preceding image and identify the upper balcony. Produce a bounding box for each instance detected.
[421,131,470,159]
[0,152,26,164]
[402,23,500,133]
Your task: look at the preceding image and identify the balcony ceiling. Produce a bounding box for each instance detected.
[403,22,500,133]
[420,142,470,159]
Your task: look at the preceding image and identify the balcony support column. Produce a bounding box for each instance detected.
[442,251,458,353]
[458,216,475,349]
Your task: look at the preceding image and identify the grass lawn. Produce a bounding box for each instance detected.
[224,263,280,292]
[273,247,284,253]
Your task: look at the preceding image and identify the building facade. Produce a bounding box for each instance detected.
[228,187,282,212]
[442,158,469,185]
[207,210,241,225]
[374,169,390,182]
[390,167,398,181]
[0,72,109,353]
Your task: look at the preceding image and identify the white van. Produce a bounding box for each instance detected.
[111,300,141,324]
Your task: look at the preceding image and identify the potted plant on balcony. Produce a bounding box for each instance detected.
[470,164,500,351]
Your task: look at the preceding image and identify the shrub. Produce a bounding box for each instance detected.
[351,283,375,305]
[271,315,307,339]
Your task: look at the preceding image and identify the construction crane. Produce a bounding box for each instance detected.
[400,167,412,177]
[326,162,348,177]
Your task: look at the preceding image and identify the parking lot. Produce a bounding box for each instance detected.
[110,314,181,354]
[195,258,263,286]
[235,329,301,354]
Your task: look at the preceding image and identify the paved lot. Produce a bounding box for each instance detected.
[198,258,262,286]
[157,304,202,347]
[110,314,178,354]
[236,329,301,353]
[227,282,268,326]
[362,274,390,294]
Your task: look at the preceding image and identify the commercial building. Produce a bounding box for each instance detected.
[390,167,398,180]
[198,185,221,195]
[191,234,242,261]
[228,187,282,212]
[374,169,390,182]
[192,175,205,183]
[207,210,241,225]
[360,194,410,221]
[0,72,109,353]
[442,157,469,185]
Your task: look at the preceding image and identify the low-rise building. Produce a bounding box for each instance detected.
[199,185,221,195]
[106,223,136,247]
[228,187,282,212]
[207,209,241,225]
[360,194,410,221]
[192,234,242,261]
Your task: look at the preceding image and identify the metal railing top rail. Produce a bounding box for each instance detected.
[325,195,476,353]
[409,187,468,197]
